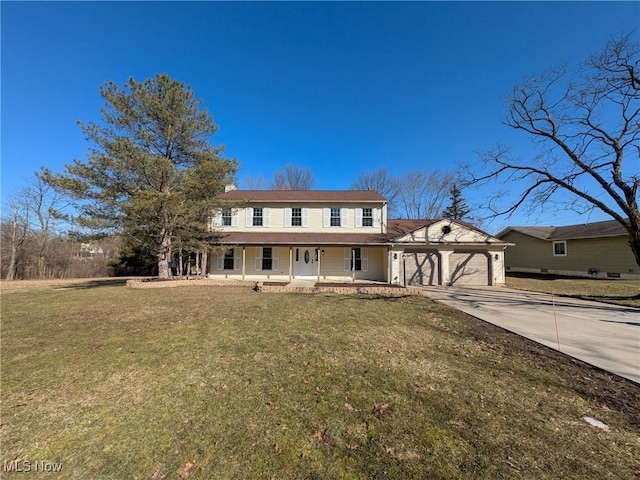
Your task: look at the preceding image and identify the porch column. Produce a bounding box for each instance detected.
[317,247,321,282]
[289,247,293,282]
[352,248,355,282]
[242,246,246,280]
[440,249,453,286]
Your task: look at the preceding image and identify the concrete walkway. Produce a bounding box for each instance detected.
[417,285,640,384]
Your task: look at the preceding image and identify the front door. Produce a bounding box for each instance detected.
[295,247,317,277]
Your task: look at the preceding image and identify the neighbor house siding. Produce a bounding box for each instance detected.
[501,231,551,270]
[502,231,637,277]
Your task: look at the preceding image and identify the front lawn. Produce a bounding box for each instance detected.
[506,273,640,308]
[1,280,638,479]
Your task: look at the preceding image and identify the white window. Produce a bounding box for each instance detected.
[355,207,381,228]
[222,208,233,226]
[246,207,269,227]
[553,241,567,256]
[362,208,373,227]
[216,248,240,270]
[285,207,309,227]
[255,247,279,271]
[344,247,368,272]
[253,207,264,226]
[323,207,346,227]
[212,208,238,228]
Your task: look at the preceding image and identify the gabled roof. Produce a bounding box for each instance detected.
[218,190,387,203]
[498,219,628,241]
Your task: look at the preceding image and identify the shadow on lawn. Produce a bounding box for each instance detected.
[58,278,130,290]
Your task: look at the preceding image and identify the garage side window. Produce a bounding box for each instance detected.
[553,241,567,256]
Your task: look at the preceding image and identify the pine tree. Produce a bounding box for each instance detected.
[47,74,238,278]
[442,185,470,220]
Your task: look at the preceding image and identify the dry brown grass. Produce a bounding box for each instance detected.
[1,279,638,479]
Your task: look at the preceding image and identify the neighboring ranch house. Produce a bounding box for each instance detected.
[206,189,510,286]
[497,219,639,280]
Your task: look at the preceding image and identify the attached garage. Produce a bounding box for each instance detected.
[449,252,490,286]
[403,251,440,286]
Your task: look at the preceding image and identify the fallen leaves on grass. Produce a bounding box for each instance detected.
[179,461,195,479]
[313,428,333,447]
[371,402,389,417]
[150,467,165,479]
[344,402,359,412]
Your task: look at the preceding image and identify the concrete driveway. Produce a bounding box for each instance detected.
[417,285,640,384]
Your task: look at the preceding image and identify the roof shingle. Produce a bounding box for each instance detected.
[217,190,387,202]
[502,219,628,240]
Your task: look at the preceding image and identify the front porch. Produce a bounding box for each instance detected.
[208,245,390,283]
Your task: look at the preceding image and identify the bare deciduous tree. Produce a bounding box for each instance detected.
[245,174,268,190]
[397,170,456,219]
[351,168,401,217]
[1,170,71,279]
[465,34,640,266]
[270,165,315,190]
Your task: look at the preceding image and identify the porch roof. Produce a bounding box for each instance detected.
[206,231,394,246]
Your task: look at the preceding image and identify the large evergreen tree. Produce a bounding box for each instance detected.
[47,73,238,278]
[442,184,470,220]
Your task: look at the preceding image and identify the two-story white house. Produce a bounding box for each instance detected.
[207,188,510,286]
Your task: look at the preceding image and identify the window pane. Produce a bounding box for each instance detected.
[222,208,232,226]
[292,208,302,226]
[262,247,272,270]
[224,248,234,269]
[353,248,362,271]
[362,208,373,227]
[330,208,341,227]
[253,208,263,226]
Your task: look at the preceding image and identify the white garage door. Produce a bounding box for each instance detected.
[404,252,439,286]
[450,252,489,286]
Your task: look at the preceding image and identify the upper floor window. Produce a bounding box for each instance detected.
[246,207,269,227]
[362,208,373,227]
[553,241,567,256]
[253,208,263,227]
[291,208,302,226]
[330,208,341,227]
[355,207,380,228]
[222,208,233,226]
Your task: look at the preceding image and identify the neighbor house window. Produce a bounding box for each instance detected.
[222,208,233,226]
[223,248,235,270]
[291,208,302,226]
[553,241,567,256]
[262,247,273,270]
[362,208,373,227]
[330,208,341,226]
[253,208,263,226]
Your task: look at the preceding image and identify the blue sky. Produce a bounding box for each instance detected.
[2,1,638,233]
